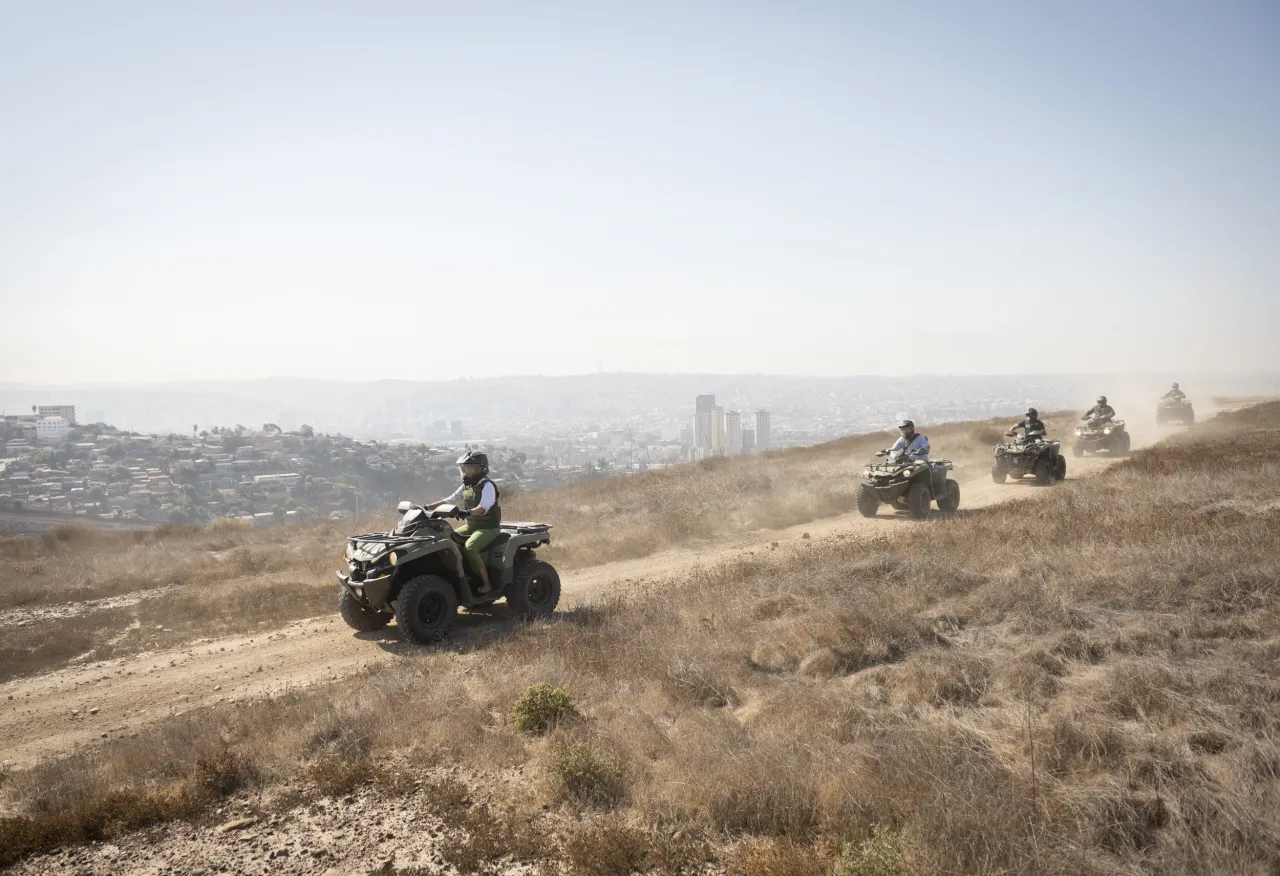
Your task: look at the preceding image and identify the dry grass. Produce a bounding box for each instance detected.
[4,404,1279,874]
[0,519,346,609]
[505,412,1079,570]
[0,414,1067,683]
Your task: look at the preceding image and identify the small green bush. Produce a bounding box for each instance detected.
[510,683,576,734]
[549,741,625,808]
[831,826,911,876]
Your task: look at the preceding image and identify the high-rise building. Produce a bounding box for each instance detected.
[711,405,726,455]
[692,394,715,452]
[450,420,464,437]
[741,428,755,452]
[724,410,742,454]
[755,411,770,451]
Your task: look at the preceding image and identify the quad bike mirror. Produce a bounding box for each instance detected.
[396,501,412,515]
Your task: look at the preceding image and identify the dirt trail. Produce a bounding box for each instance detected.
[0,422,1166,767]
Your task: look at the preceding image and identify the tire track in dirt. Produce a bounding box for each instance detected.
[0,423,1172,768]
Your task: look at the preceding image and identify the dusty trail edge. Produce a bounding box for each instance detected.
[0,426,1166,768]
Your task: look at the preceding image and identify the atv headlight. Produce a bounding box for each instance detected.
[389,551,398,566]
[863,468,873,479]
[1075,428,1083,436]
[1103,427,1112,435]
[344,543,352,560]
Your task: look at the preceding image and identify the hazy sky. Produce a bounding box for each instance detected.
[2,1,1278,383]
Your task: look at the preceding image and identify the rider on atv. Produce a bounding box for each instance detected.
[426,451,502,594]
[1008,408,1046,441]
[1082,396,1116,423]
[879,420,930,461]
[1162,383,1186,401]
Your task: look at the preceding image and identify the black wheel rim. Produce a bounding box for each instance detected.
[417,591,446,628]
[527,573,551,607]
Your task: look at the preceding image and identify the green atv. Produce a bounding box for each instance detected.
[992,430,1066,485]
[1072,418,1130,457]
[1156,397,1195,425]
[857,448,960,520]
[337,502,559,643]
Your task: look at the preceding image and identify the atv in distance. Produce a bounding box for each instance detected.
[337,502,559,644]
[1156,396,1195,425]
[857,448,960,520]
[992,431,1066,485]
[1072,418,1130,457]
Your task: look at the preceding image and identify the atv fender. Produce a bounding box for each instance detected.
[394,539,472,604]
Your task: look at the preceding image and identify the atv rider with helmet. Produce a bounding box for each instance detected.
[879,420,930,461]
[1162,383,1186,401]
[1082,396,1116,424]
[426,451,502,594]
[1008,408,1047,441]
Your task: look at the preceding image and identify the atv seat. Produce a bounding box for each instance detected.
[487,532,511,551]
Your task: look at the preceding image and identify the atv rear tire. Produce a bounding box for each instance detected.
[507,558,561,620]
[1055,456,1067,481]
[1072,443,1084,458]
[395,574,458,643]
[906,483,932,520]
[991,465,1006,485]
[1034,459,1053,486]
[339,588,392,632]
[856,484,880,518]
[937,479,961,512]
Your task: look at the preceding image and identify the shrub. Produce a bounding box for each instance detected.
[510,683,576,734]
[548,741,625,808]
[831,826,911,876]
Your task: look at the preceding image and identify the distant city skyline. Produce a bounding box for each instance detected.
[2,2,1278,382]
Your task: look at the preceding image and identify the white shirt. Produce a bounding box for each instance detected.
[444,480,496,511]
[888,433,930,460]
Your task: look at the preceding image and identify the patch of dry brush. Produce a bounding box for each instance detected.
[5,405,1279,874]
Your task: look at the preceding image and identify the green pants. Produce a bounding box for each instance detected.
[453,524,500,576]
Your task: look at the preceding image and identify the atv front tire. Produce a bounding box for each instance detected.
[395,574,458,643]
[991,465,1006,485]
[1117,433,1132,456]
[1034,459,1053,486]
[1186,408,1195,425]
[507,558,561,620]
[339,588,392,633]
[937,479,961,512]
[856,484,880,518]
[906,483,932,520]
[1072,443,1084,458]
[1055,456,1067,481]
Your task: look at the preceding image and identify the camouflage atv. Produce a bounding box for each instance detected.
[1156,397,1195,425]
[337,502,559,643]
[857,448,960,520]
[992,432,1066,485]
[1072,418,1130,457]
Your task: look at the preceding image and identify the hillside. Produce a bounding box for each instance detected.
[2,403,1278,875]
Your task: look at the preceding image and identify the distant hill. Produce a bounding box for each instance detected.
[5,372,1279,439]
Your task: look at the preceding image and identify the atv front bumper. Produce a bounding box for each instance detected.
[863,479,910,503]
[338,570,394,612]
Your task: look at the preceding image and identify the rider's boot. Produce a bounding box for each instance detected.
[475,566,494,595]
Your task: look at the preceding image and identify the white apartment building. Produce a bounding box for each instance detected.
[35,416,72,442]
[711,405,726,455]
[724,410,742,454]
[755,411,771,451]
[38,405,77,425]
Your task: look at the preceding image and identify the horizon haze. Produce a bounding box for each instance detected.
[3,1,1278,382]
